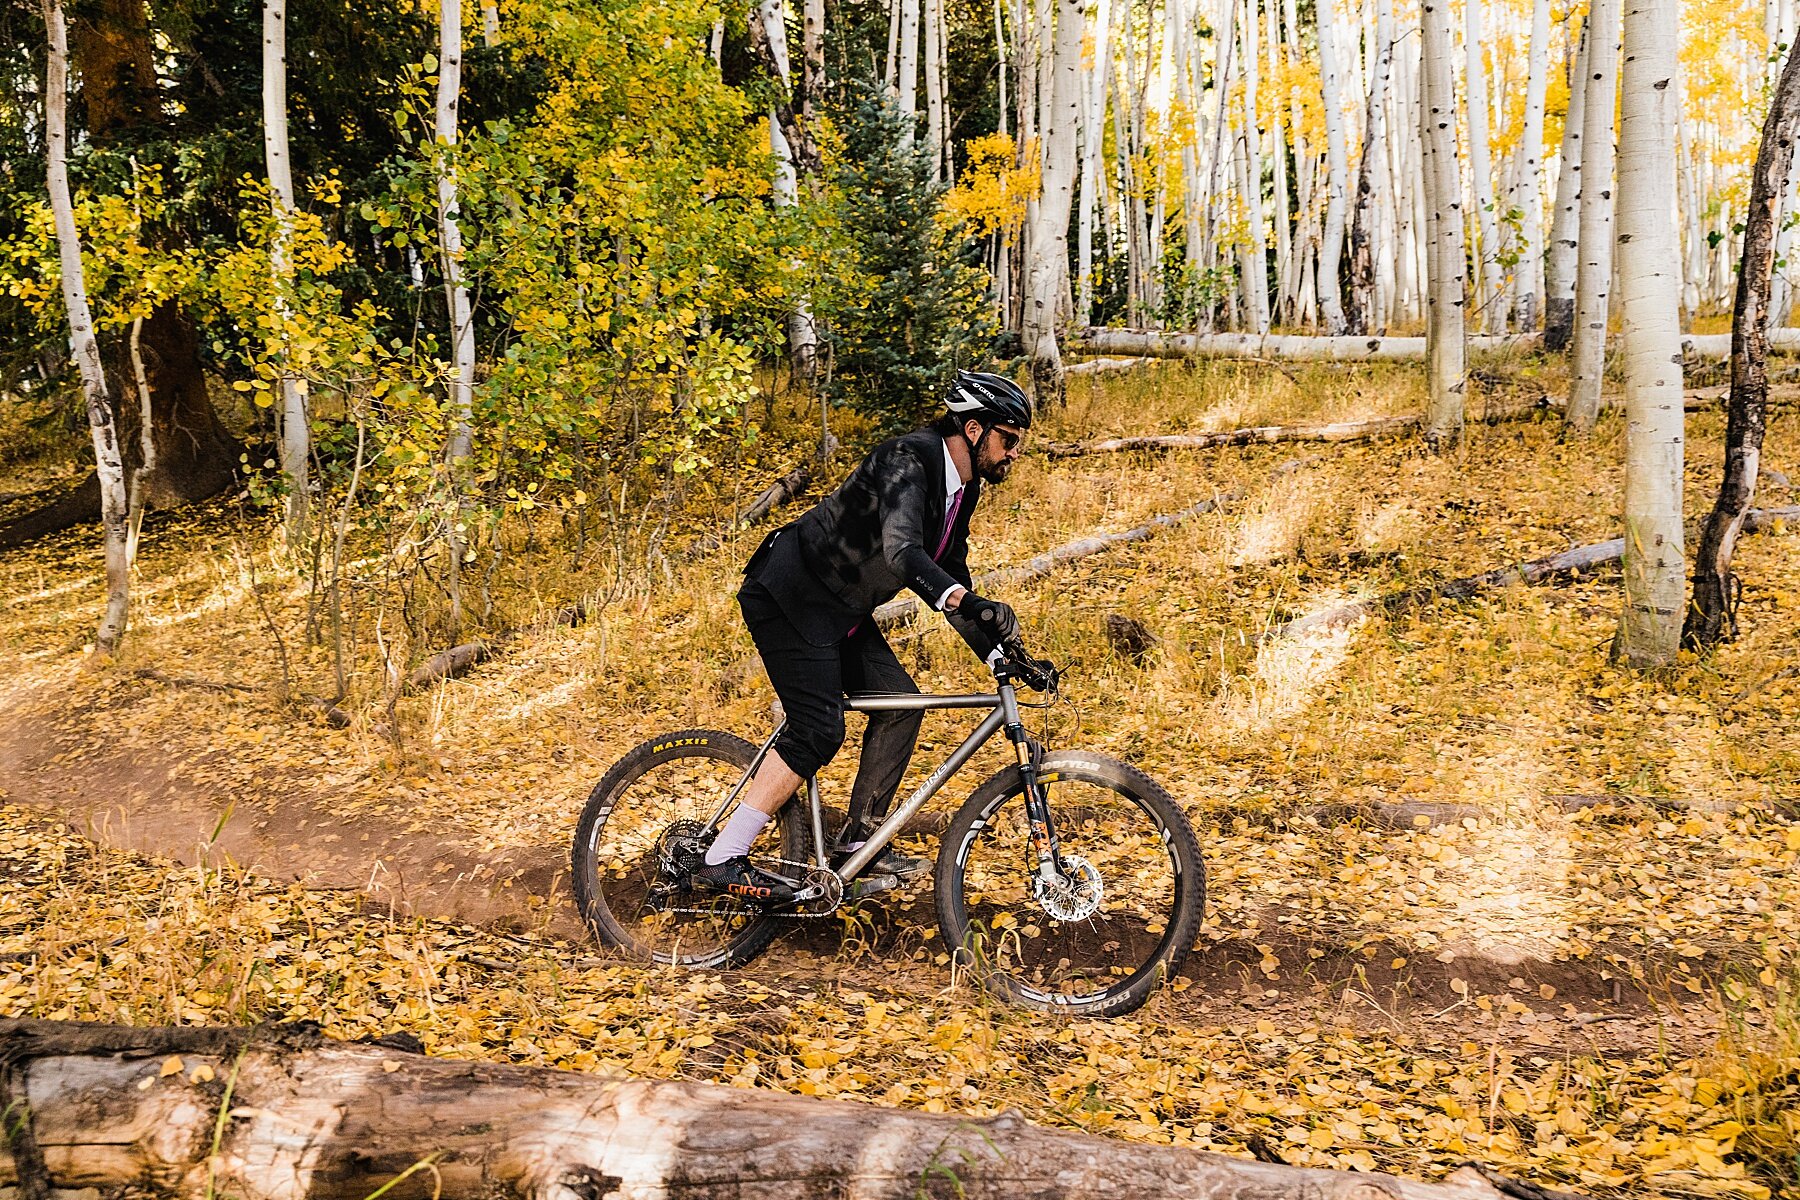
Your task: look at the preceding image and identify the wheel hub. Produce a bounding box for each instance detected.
[1033,855,1103,921]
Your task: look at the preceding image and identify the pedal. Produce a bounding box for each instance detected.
[848,872,900,899]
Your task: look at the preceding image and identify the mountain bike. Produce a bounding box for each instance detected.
[570,640,1205,1016]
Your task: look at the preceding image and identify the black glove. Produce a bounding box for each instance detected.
[948,592,1020,660]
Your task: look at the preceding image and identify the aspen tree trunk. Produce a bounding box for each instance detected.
[802,0,825,128]
[896,0,920,140]
[1023,0,1085,401]
[886,0,902,89]
[1201,0,1239,322]
[1315,0,1352,333]
[1464,0,1504,332]
[1566,0,1620,433]
[1544,21,1589,351]
[437,0,475,468]
[1675,77,1707,320]
[480,3,496,44]
[1421,0,1467,449]
[756,0,819,382]
[1685,40,1800,648]
[1347,0,1396,334]
[1076,0,1113,327]
[924,0,945,181]
[263,0,308,544]
[1240,0,1271,333]
[42,0,129,655]
[1267,0,1293,324]
[1509,0,1552,328]
[993,0,1007,134]
[1612,0,1685,667]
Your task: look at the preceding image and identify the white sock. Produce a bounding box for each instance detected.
[705,806,773,866]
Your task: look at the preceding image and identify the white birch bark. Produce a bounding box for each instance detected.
[1076,0,1112,327]
[263,0,308,542]
[1464,0,1504,332]
[896,0,920,140]
[1567,0,1620,432]
[993,0,1008,135]
[1240,0,1270,332]
[1315,0,1352,333]
[1612,0,1685,667]
[1023,0,1085,396]
[924,0,945,181]
[42,0,130,654]
[1543,20,1588,350]
[1267,0,1292,324]
[756,0,819,380]
[1347,0,1395,334]
[886,0,902,89]
[437,0,475,467]
[1509,0,1552,328]
[481,2,497,44]
[1422,0,1467,447]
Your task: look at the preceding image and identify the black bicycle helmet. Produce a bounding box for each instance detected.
[945,370,1033,429]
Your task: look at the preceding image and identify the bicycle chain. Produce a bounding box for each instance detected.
[657,857,853,919]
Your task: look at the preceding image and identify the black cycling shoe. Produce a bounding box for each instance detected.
[689,856,801,906]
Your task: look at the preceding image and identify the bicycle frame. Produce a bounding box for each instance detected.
[702,678,1041,885]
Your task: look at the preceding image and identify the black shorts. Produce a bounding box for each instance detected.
[738,578,916,779]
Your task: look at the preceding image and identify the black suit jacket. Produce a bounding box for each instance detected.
[744,428,979,646]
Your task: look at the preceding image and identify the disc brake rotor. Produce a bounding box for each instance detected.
[1032,854,1103,922]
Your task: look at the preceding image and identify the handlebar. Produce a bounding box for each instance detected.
[995,636,1060,693]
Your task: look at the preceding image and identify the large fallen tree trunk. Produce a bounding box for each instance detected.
[1043,390,1732,461]
[1276,505,1800,639]
[1071,327,1800,363]
[1071,328,1542,361]
[0,1019,1567,1200]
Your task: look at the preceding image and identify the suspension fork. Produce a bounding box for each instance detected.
[1000,683,1063,879]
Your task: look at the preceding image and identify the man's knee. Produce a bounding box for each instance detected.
[778,708,847,779]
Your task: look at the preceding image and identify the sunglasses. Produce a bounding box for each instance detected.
[987,426,1022,453]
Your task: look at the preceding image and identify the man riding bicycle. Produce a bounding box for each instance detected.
[692,370,1043,905]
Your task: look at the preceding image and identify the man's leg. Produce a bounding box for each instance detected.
[707,582,846,872]
[840,626,926,868]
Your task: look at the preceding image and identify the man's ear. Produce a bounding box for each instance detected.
[963,419,984,444]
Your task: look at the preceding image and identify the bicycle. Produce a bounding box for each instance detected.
[570,640,1206,1016]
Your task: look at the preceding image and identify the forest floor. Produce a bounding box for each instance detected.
[2,357,1799,1197]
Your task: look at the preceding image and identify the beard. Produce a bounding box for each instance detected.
[978,457,1012,484]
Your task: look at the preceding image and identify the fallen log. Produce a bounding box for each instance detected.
[1071,327,1800,363]
[1064,355,1151,377]
[872,459,1309,628]
[1071,328,1543,362]
[1044,415,1421,459]
[405,603,586,691]
[1043,391,1732,462]
[0,1018,1569,1200]
[1275,505,1800,639]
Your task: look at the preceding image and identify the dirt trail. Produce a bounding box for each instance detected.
[0,677,1720,1060]
[0,699,579,937]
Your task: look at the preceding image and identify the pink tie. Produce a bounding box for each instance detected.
[934,488,963,561]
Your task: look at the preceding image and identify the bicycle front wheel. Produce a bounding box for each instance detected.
[935,751,1205,1017]
[571,729,807,970]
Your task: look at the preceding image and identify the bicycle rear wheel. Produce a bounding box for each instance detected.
[935,751,1205,1017]
[571,729,807,970]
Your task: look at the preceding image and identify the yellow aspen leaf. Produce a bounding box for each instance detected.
[159,1055,184,1077]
